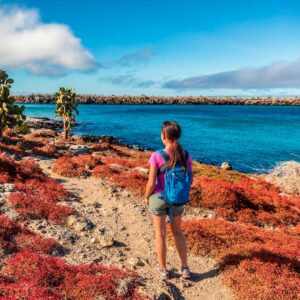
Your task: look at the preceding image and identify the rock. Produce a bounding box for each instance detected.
[94,235,115,248]
[4,209,19,221]
[69,145,89,155]
[134,167,149,175]
[179,280,193,288]
[51,245,68,257]
[26,117,64,130]
[3,184,14,193]
[127,257,145,267]
[207,213,216,219]
[153,293,171,300]
[16,94,300,106]
[85,220,96,230]
[116,278,138,296]
[67,215,95,231]
[111,186,118,193]
[221,162,232,170]
[93,203,102,209]
[98,228,106,235]
[66,215,77,227]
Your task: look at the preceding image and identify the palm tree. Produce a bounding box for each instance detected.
[55,87,78,139]
[0,70,26,140]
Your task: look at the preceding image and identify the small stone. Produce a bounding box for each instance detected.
[127,257,145,267]
[207,212,216,219]
[221,162,232,170]
[94,203,102,209]
[111,186,118,193]
[4,184,14,193]
[180,280,193,288]
[94,235,115,248]
[98,228,106,235]
[66,215,77,227]
[85,220,95,231]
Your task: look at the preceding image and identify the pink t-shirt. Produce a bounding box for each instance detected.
[148,148,192,194]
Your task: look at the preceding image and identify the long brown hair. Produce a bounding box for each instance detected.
[161,121,187,171]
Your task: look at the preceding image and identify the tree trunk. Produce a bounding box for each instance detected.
[63,117,68,140]
[0,129,3,141]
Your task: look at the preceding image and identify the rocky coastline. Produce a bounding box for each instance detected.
[16,94,300,105]
[26,117,150,151]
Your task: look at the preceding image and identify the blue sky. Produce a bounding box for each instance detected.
[1,0,300,96]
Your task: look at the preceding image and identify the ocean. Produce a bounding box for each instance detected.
[22,104,300,173]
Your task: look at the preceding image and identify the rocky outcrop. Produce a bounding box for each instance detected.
[16,94,300,105]
[26,117,63,130]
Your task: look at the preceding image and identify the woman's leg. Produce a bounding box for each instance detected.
[170,215,188,268]
[152,215,167,270]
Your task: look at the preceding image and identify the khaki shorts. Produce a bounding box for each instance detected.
[148,193,184,217]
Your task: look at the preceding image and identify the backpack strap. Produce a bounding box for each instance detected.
[157,149,190,174]
[184,150,190,170]
[157,150,169,175]
[184,150,188,162]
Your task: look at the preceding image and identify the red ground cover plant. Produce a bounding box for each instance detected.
[7,179,73,224]
[190,176,300,227]
[52,154,102,177]
[110,169,148,196]
[173,218,300,300]
[0,142,26,156]
[0,154,46,183]
[90,141,112,151]
[92,164,122,179]
[0,252,146,300]
[72,154,102,169]
[32,144,58,158]
[52,156,87,177]
[23,134,49,146]
[223,258,300,300]
[100,156,148,168]
[0,216,59,255]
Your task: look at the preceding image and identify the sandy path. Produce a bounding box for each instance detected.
[36,159,233,300]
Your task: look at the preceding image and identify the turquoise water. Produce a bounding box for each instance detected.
[22,104,300,173]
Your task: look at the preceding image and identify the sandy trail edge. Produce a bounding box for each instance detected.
[36,158,233,300]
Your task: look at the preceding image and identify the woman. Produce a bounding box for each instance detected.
[145,121,192,279]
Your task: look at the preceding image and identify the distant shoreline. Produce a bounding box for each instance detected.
[16,94,300,105]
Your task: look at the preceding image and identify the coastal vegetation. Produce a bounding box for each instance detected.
[55,87,78,139]
[0,70,26,139]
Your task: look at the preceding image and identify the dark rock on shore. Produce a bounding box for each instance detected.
[16,94,300,105]
[26,117,149,151]
[26,117,63,130]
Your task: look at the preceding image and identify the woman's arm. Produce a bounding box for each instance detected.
[145,164,157,204]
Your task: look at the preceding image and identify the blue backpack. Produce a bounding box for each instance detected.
[157,150,192,222]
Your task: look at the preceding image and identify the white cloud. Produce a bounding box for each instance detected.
[0,5,99,76]
[163,59,300,89]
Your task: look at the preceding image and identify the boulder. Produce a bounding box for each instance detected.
[221,162,232,170]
